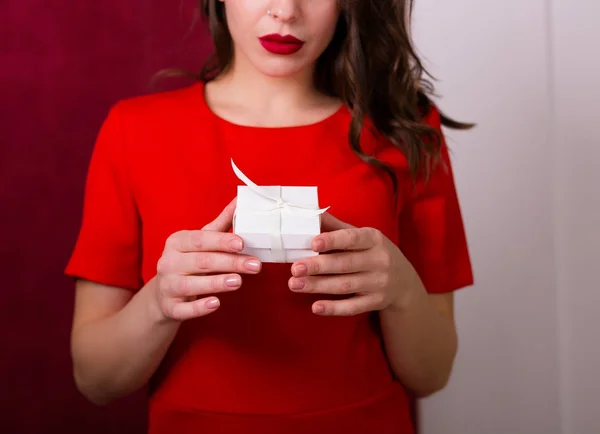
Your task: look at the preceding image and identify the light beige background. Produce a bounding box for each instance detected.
[412,0,599,433]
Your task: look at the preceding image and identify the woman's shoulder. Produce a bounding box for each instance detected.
[89,81,215,172]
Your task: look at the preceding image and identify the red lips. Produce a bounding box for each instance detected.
[259,34,305,55]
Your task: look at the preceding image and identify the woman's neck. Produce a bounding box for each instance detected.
[217,62,318,110]
[205,56,340,127]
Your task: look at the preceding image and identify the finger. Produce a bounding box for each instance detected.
[288,272,382,295]
[178,252,262,275]
[166,296,222,322]
[312,227,377,253]
[292,251,373,277]
[202,198,238,232]
[165,230,244,254]
[320,213,355,232]
[312,295,380,317]
[165,273,243,298]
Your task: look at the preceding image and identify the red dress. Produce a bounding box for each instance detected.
[66,82,473,434]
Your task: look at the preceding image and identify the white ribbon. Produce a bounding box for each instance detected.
[231,159,329,262]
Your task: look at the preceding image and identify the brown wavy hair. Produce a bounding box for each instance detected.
[173,0,473,191]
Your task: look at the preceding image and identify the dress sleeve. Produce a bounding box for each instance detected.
[397,105,474,294]
[65,102,143,291]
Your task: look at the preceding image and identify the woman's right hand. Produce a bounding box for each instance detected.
[154,199,261,322]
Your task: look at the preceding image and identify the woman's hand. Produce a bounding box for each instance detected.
[289,213,422,316]
[154,199,262,322]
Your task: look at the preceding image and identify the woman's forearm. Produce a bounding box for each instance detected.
[71,278,180,405]
[379,275,458,397]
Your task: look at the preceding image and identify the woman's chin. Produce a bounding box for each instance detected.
[252,59,311,79]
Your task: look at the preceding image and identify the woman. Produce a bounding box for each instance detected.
[66,1,474,433]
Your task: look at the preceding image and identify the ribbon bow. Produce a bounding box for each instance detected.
[231,159,329,217]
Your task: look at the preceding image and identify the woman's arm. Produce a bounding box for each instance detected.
[379,283,458,397]
[70,277,180,405]
[69,199,260,406]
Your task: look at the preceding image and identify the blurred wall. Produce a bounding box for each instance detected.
[1,1,210,432]
[551,0,600,432]
[412,0,599,433]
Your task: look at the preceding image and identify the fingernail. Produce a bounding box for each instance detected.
[245,260,261,272]
[206,298,220,309]
[230,238,243,251]
[289,278,305,291]
[313,238,325,252]
[225,276,241,288]
[293,264,308,277]
[313,304,325,314]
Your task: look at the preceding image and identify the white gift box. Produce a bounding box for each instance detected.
[231,160,329,263]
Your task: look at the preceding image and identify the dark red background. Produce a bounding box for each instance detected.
[1,2,417,432]
[1,1,210,432]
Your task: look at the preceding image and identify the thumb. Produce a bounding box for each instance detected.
[202,198,237,232]
[320,212,354,232]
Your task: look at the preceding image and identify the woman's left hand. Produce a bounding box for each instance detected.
[289,213,421,316]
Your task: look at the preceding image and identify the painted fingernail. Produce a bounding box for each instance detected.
[225,276,241,288]
[206,298,220,309]
[245,260,261,272]
[230,239,243,251]
[313,304,325,314]
[289,278,305,291]
[293,264,308,277]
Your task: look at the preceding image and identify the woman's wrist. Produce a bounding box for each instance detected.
[385,268,427,314]
[137,277,178,328]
